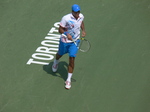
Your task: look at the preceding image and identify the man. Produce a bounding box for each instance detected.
[52,4,86,89]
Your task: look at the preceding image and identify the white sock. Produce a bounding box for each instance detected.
[54,59,59,64]
[66,73,73,82]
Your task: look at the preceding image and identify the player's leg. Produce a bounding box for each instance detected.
[65,43,78,89]
[52,53,62,72]
[65,57,75,89]
[68,57,75,73]
[67,56,75,80]
[52,41,67,72]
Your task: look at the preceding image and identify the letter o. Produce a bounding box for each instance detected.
[54,22,60,28]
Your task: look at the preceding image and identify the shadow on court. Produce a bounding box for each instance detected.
[43,61,76,82]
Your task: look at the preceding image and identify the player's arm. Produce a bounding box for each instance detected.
[59,25,72,40]
[81,21,86,37]
[59,25,65,34]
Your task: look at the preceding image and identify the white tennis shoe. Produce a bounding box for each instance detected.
[52,63,58,72]
[65,81,71,89]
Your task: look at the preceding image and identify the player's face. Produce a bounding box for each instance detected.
[72,11,80,19]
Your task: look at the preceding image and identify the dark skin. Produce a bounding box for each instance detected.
[56,11,86,73]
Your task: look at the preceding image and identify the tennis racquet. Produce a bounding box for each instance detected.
[61,34,91,52]
[73,37,91,52]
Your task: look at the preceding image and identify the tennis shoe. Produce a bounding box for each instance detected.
[65,81,71,89]
[52,63,58,72]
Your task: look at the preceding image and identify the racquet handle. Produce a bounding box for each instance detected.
[61,34,77,44]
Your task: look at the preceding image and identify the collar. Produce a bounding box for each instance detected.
[70,13,81,21]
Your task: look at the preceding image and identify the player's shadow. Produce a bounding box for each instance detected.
[43,61,76,82]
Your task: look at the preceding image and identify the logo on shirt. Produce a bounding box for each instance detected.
[67,21,75,29]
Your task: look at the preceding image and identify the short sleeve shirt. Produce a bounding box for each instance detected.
[60,13,84,43]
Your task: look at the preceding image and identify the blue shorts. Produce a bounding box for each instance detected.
[58,40,80,57]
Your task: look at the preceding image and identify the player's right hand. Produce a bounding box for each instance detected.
[67,34,72,40]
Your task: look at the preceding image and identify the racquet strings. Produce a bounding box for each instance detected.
[79,39,90,52]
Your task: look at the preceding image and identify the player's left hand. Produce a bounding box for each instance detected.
[82,31,86,37]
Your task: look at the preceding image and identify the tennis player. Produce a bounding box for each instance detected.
[52,4,86,89]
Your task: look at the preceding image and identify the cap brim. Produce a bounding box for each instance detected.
[73,9,80,12]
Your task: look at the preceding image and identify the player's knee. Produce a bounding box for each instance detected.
[69,54,77,57]
[69,57,75,64]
